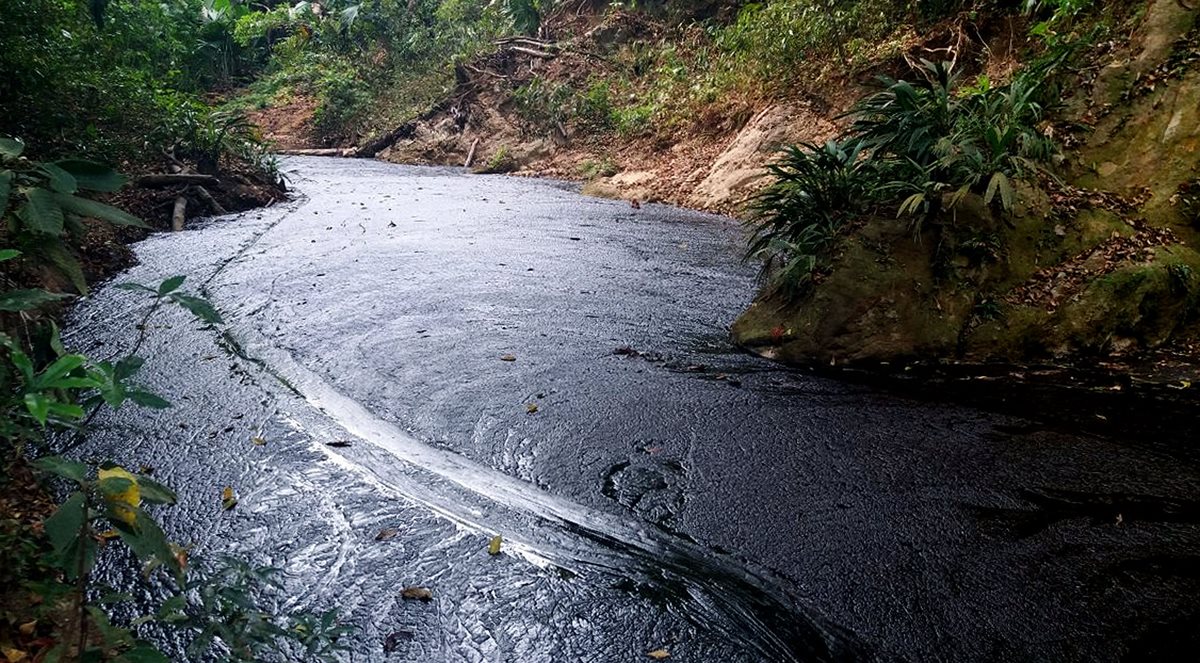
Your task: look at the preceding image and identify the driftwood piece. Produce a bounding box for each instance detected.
[171,196,187,231]
[139,173,218,187]
[464,138,481,168]
[507,45,556,59]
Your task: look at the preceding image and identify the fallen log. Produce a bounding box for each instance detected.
[355,122,417,159]
[275,148,354,157]
[138,173,218,187]
[171,196,187,231]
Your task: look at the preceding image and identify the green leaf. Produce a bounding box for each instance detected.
[158,275,186,295]
[32,456,88,482]
[117,645,171,663]
[0,136,25,159]
[33,354,86,389]
[115,507,181,583]
[0,288,71,312]
[44,492,87,553]
[0,170,12,213]
[40,163,78,194]
[170,293,224,324]
[25,392,50,424]
[55,160,127,192]
[0,249,18,263]
[19,187,65,235]
[128,390,171,409]
[138,477,178,505]
[41,240,88,294]
[55,193,147,227]
[114,355,145,380]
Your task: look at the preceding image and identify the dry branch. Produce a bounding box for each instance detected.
[139,173,219,187]
[171,196,187,231]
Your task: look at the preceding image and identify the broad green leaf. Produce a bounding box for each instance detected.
[55,193,147,227]
[24,393,51,424]
[19,188,65,235]
[0,136,24,159]
[115,507,181,583]
[55,160,127,192]
[114,355,145,380]
[46,401,85,421]
[117,645,171,663]
[40,163,78,194]
[32,456,88,482]
[0,249,18,263]
[0,288,71,312]
[128,390,171,409]
[0,170,12,213]
[169,293,224,324]
[158,275,186,295]
[44,491,87,554]
[8,343,35,383]
[49,321,66,356]
[138,476,178,505]
[41,240,88,294]
[33,354,86,389]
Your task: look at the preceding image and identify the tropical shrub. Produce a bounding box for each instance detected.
[748,60,1059,293]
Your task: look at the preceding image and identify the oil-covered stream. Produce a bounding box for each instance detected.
[66,157,1200,661]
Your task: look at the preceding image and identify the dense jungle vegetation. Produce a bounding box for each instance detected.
[3,0,1197,659]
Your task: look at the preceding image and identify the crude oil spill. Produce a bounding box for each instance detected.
[67,157,1200,661]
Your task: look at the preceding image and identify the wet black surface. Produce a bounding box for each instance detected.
[67,157,1200,661]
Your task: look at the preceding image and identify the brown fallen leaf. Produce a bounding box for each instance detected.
[647,648,670,660]
[375,528,399,541]
[500,354,517,362]
[400,586,433,602]
[2,647,26,663]
[18,620,36,636]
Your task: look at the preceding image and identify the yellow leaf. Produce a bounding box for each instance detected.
[98,466,140,525]
[488,534,502,555]
[221,486,238,510]
[251,436,267,446]
[2,647,27,663]
[647,649,670,660]
[526,403,538,414]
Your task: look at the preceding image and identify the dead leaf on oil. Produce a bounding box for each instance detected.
[400,586,433,602]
